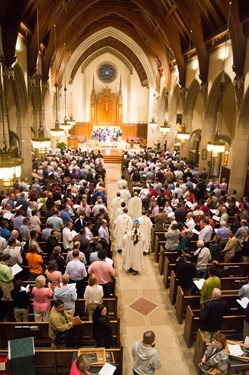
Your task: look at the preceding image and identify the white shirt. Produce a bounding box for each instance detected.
[63,227,74,250]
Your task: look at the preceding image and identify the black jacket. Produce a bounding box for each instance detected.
[93,316,113,348]
[199,299,229,332]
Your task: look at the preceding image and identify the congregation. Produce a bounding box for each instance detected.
[0,145,249,374]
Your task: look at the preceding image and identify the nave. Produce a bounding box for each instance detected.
[105,162,195,374]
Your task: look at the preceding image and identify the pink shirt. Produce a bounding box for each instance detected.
[69,360,91,375]
[44,270,62,290]
[32,287,53,311]
[88,260,115,284]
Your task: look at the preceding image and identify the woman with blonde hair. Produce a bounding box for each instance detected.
[84,274,103,320]
[32,275,53,322]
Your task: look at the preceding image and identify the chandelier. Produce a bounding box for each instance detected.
[160,120,170,135]
[50,24,64,140]
[31,8,50,154]
[176,124,190,142]
[60,39,71,133]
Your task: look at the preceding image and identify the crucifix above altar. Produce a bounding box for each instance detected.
[90,75,123,127]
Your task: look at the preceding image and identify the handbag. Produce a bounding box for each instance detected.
[55,328,73,345]
[192,247,203,263]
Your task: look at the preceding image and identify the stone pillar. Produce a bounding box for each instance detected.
[198,118,215,174]
[227,120,249,198]
[16,110,32,179]
[179,139,190,159]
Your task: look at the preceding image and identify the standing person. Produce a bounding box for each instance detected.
[54,274,77,316]
[11,278,30,322]
[84,274,103,320]
[65,250,87,298]
[138,211,153,255]
[176,254,196,296]
[44,259,62,290]
[129,192,142,221]
[32,275,53,322]
[0,254,14,300]
[132,331,162,375]
[193,240,211,278]
[123,220,145,275]
[92,304,113,348]
[200,288,229,343]
[199,333,229,374]
[221,230,241,263]
[88,249,115,297]
[46,230,59,259]
[200,265,221,304]
[48,299,75,349]
[164,223,180,251]
[114,208,132,253]
[63,221,75,251]
[25,245,44,280]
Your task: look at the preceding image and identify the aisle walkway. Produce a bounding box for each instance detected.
[105,163,196,374]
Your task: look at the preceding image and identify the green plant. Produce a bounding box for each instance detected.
[57,142,66,150]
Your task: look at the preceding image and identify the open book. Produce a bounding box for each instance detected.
[70,316,83,326]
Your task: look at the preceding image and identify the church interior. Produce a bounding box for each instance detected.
[0,0,249,374]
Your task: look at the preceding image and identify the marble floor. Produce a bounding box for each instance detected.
[105,163,196,375]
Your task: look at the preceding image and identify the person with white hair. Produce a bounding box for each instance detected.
[193,240,211,278]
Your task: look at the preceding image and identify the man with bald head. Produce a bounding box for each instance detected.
[200,288,229,343]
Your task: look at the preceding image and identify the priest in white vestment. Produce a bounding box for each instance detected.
[110,192,124,222]
[114,208,132,252]
[122,220,145,275]
[128,192,142,220]
[138,211,153,254]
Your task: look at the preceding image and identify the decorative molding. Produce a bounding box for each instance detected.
[233,76,244,90]
[81,47,133,74]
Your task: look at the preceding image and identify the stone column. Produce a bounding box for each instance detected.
[227,119,249,197]
[198,117,216,174]
[16,110,32,179]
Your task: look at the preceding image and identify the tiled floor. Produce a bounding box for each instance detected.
[105,162,196,375]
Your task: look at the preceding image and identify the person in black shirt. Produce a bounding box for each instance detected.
[11,278,30,322]
[199,288,229,343]
[46,230,59,259]
[176,254,196,296]
[92,304,113,348]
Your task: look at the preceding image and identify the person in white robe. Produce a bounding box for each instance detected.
[122,220,145,275]
[128,192,142,220]
[138,211,153,254]
[110,192,124,223]
[114,208,132,252]
[120,186,131,204]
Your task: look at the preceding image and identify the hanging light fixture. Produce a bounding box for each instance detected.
[50,23,64,141]
[207,2,231,157]
[176,124,190,142]
[160,120,171,135]
[60,37,71,133]
[0,26,22,187]
[31,7,51,154]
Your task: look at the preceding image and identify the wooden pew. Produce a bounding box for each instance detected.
[0,320,120,349]
[183,305,244,347]
[176,279,243,324]
[154,233,166,263]
[0,347,123,375]
[0,297,118,322]
[163,260,249,290]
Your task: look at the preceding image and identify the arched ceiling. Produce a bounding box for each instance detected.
[0,0,248,88]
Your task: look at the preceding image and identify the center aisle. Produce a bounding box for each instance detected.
[105,163,196,374]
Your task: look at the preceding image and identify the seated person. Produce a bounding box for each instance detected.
[199,333,229,375]
[69,354,92,375]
